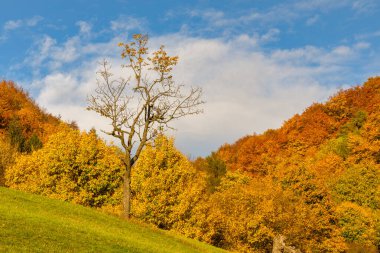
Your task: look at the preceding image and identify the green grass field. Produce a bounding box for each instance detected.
[0,187,227,253]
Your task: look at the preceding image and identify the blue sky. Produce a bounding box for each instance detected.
[1,0,380,157]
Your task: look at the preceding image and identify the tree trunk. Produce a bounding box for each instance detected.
[123,166,132,219]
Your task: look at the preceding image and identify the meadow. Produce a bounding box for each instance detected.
[0,187,226,253]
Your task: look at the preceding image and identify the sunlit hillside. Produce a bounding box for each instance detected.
[1,78,380,252]
[0,187,227,253]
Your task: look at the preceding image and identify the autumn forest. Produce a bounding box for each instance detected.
[1,69,380,253]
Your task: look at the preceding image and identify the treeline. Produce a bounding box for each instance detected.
[1,79,380,252]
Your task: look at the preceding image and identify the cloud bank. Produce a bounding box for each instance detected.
[21,24,370,157]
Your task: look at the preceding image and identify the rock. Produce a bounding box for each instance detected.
[272,235,301,253]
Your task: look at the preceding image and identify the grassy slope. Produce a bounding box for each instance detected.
[0,187,226,253]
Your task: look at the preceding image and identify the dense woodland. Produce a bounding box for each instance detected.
[1,78,380,252]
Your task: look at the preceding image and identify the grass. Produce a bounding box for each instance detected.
[0,187,227,253]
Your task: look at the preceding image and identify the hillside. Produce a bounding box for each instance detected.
[2,78,379,252]
[0,80,62,144]
[0,80,68,185]
[0,187,226,253]
[218,77,380,176]
[196,77,380,252]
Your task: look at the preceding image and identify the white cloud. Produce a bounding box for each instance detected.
[23,30,368,157]
[23,35,119,75]
[295,0,349,11]
[18,36,54,74]
[26,16,43,26]
[189,0,378,29]
[3,16,43,31]
[22,35,56,75]
[356,30,380,40]
[331,46,353,57]
[20,16,143,73]
[157,36,340,154]
[33,58,127,143]
[354,42,371,49]
[260,28,280,42]
[36,73,83,105]
[186,9,283,37]
[4,20,23,30]
[1,16,43,43]
[76,21,92,35]
[306,15,319,25]
[294,0,377,13]
[352,0,379,13]
[270,45,356,67]
[51,37,81,63]
[110,16,145,32]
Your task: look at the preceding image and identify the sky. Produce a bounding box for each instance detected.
[1,0,380,157]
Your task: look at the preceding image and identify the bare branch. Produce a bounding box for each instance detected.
[87,34,204,217]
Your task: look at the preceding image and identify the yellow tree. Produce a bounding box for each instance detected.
[131,135,205,230]
[87,34,204,218]
[5,125,124,208]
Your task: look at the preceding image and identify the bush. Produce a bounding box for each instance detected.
[5,125,124,208]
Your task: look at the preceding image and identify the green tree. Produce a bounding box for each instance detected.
[336,202,377,248]
[7,118,26,152]
[0,136,16,186]
[24,134,43,153]
[333,163,380,210]
[204,152,227,192]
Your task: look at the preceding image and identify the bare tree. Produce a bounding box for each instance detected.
[87,34,204,218]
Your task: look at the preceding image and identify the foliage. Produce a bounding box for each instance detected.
[333,163,380,210]
[212,77,380,251]
[0,80,61,144]
[0,80,62,187]
[336,202,377,246]
[204,153,227,192]
[0,136,16,186]
[7,118,26,152]
[194,152,227,193]
[93,76,380,251]
[274,164,347,252]
[131,135,205,230]
[179,170,251,250]
[24,134,43,152]
[5,125,124,208]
